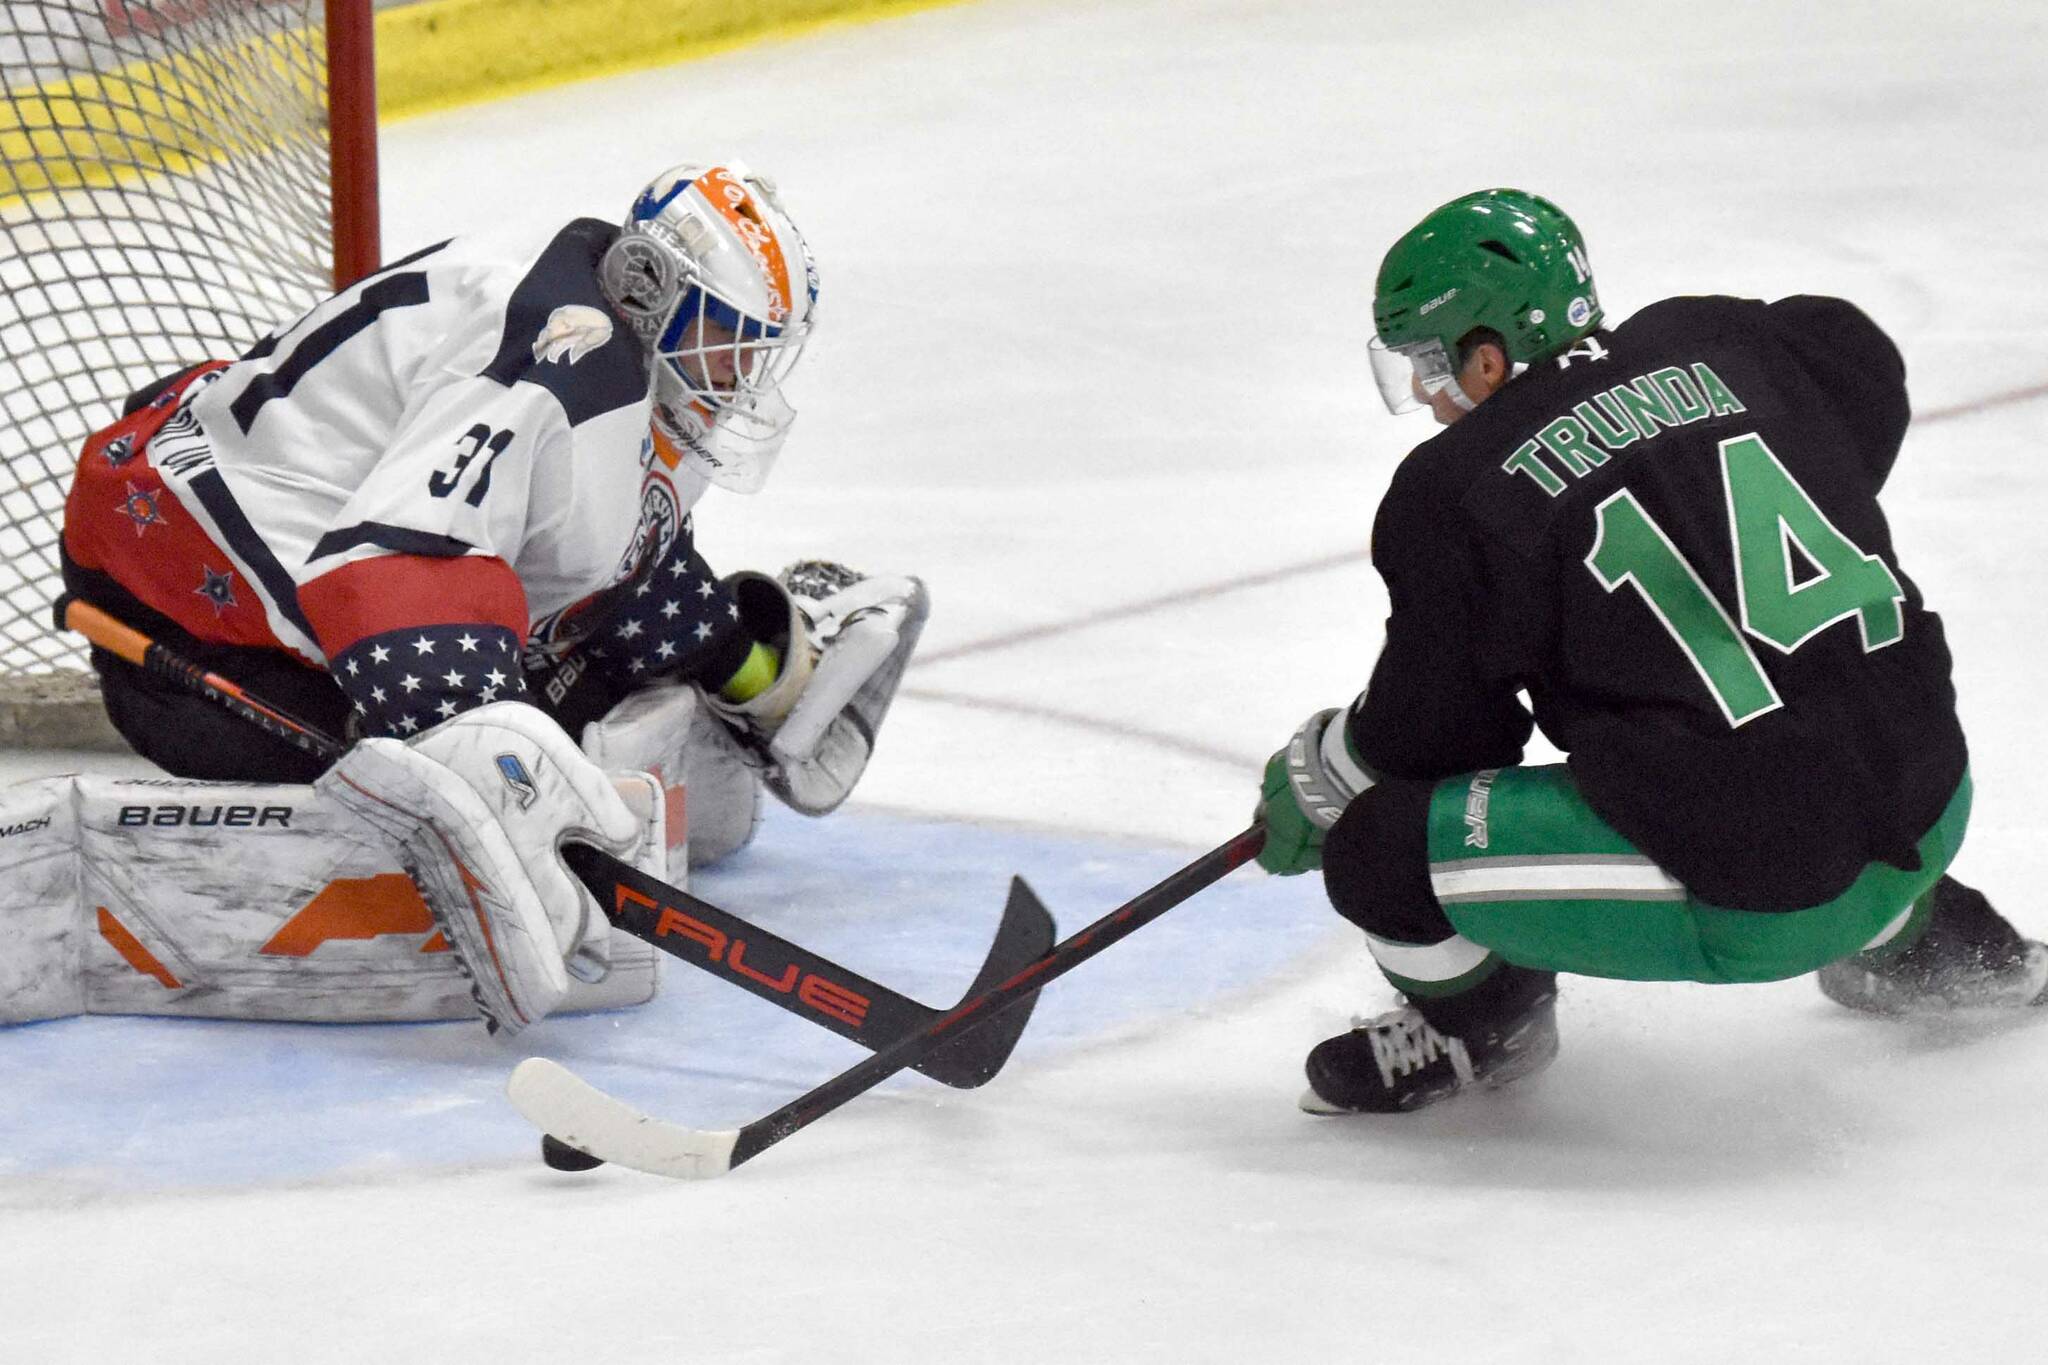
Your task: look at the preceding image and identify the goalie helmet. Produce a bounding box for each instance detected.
[600,162,820,493]
[1368,188,1601,416]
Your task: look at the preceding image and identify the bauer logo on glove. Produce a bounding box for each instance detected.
[1254,707,1377,876]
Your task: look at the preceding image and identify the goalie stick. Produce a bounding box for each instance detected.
[56,596,1050,1092]
[56,596,342,763]
[563,842,1051,1088]
[506,823,1267,1180]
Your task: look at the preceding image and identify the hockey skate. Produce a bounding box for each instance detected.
[1819,939,2047,1015]
[1818,877,2047,1016]
[1300,988,1559,1115]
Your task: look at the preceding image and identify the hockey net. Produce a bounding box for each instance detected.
[0,0,376,747]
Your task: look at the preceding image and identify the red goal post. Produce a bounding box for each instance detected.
[0,0,378,747]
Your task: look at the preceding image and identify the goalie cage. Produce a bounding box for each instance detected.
[0,0,378,748]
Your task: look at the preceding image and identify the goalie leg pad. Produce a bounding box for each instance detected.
[682,702,767,867]
[0,773,662,1027]
[0,778,80,1024]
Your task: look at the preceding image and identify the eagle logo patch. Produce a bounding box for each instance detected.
[531,305,614,366]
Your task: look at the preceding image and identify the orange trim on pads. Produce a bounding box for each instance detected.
[664,782,687,857]
[330,769,529,1027]
[97,908,183,989]
[434,822,529,1028]
[644,761,688,859]
[260,874,449,956]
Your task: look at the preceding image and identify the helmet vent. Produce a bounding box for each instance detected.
[1477,239,1521,263]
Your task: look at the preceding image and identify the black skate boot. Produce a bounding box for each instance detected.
[1818,877,2048,1016]
[1301,967,1559,1115]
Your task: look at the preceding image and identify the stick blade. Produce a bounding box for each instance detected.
[917,874,1057,1088]
[507,1058,739,1181]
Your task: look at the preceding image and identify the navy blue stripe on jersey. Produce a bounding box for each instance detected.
[309,521,475,563]
[230,272,433,433]
[185,468,319,647]
[329,621,529,738]
[240,239,452,363]
[376,236,456,275]
[480,217,649,427]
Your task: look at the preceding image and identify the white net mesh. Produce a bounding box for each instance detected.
[1,0,353,747]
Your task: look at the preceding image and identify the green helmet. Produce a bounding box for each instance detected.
[1369,189,1601,414]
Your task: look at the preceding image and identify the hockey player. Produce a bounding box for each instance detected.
[13,161,925,1036]
[1255,189,2042,1114]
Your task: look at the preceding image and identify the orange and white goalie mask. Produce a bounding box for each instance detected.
[600,162,820,494]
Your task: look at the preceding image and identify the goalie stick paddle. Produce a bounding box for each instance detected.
[561,842,1053,1089]
[506,823,1268,1181]
[56,596,1050,1094]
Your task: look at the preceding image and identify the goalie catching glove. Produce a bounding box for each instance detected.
[320,702,649,1035]
[708,561,929,815]
[1257,707,1377,875]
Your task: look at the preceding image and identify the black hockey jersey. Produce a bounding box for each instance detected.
[1347,295,1967,911]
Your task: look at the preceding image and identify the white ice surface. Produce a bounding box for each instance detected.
[5,0,2048,1360]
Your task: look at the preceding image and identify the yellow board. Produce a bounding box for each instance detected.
[1,30,324,199]
[378,0,974,120]
[1,0,972,202]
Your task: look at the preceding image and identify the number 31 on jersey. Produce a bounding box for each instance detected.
[428,424,516,508]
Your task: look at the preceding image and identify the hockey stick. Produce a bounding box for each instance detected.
[56,595,1051,1091]
[562,842,1051,1088]
[506,823,1267,1180]
[58,597,345,763]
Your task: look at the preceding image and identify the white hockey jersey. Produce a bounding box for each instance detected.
[64,220,752,738]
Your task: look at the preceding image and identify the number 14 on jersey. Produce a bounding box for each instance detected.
[1586,431,1907,728]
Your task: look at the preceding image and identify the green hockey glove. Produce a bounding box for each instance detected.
[1254,707,1377,876]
